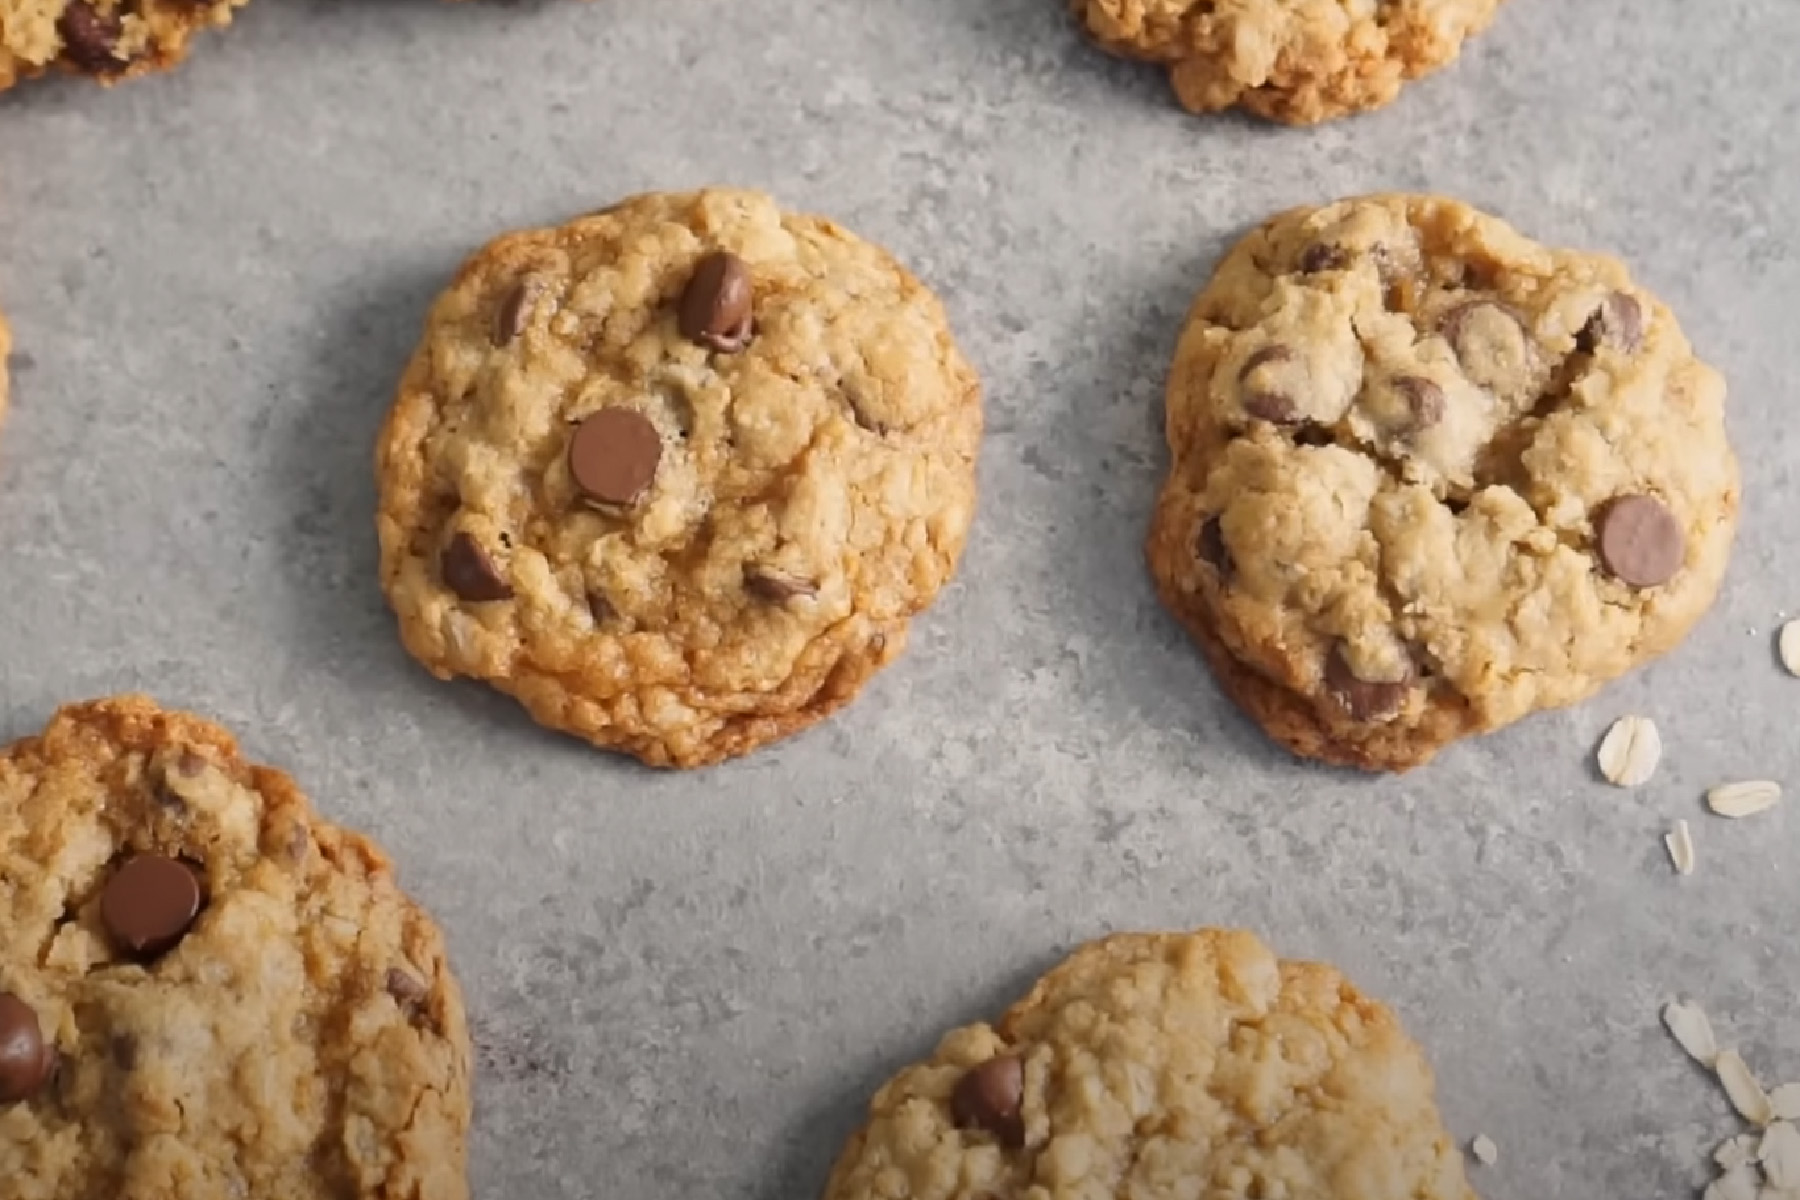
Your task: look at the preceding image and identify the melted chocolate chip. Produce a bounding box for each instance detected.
[0,993,53,1105]
[678,252,755,353]
[441,532,514,603]
[1239,345,1300,424]
[1324,643,1412,722]
[951,1056,1024,1147]
[1596,494,1683,588]
[1578,292,1645,355]
[744,567,818,603]
[1391,376,1446,430]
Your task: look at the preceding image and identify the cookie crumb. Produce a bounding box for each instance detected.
[1470,1134,1498,1165]
[1665,820,1696,876]
[1707,781,1783,820]
[1597,715,1661,787]
[1760,1121,1800,1189]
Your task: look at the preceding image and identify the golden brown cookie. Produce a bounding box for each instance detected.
[1072,0,1508,125]
[0,0,250,91]
[0,696,472,1199]
[375,188,983,769]
[1147,194,1740,772]
[822,928,1478,1200]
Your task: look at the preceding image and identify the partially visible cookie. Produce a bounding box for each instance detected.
[375,188,983,769]
[822,928,1478,1200]
[0,0,249,91]
[0,696,471,1199]
[1072,0,1508,125]
[1148,194,1739,772]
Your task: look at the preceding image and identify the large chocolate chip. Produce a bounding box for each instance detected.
[1579,292,1645,355]
[1196,517,1232,578]
[0,993,53,1105]
[568,409,662,510]
[1297,243,1349,274]
[1324,643,1411,722]
[678,252,754,353]
[102,855,202,961]
[1239,345,1300,424]
[744,567,818,603]
[1391,376,1446,430]
[951,1055,1024,1147]
[441,532,514,602]
[1596,494,1684,588]
[57,1,125,72]
[491,280,538,348]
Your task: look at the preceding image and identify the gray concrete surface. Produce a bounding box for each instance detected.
[1,1,1796,1196]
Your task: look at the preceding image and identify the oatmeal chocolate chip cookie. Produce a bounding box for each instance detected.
[376,188,983,769]
[0,696,471,1199]
[0,0,250,91]
[1072,0,1508,125]
[822,928,1478,1200]
[1147,194,1739,772]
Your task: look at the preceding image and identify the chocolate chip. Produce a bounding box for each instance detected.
[102,854,203,961]
[952,1056,1024,1147]
[1297,243,1349,274]
[57,1,126,72]
[678,251,754,353]
[1239,345,1300,424]
[174,751,206,779]
[0,993,53,1105]
[1196,517,1232,578]
[441,532,513,602]
[491,280,538,348]
[744,566,818,603]
[1392,376,1446,430]
[1579,292,1645,355]
[1324,643,1411,722]
[1597,494,1684,588]
[385,968,429,1011]
[568,408,662,510]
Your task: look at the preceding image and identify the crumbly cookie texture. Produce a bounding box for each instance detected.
[376,188,982,769]
[1072,0,1507,125]
[1147,194,1739,772]
[0,696,471,1200]
[822,928,1478,1200]
[0,0,249,91]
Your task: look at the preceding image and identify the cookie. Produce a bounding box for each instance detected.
[0,696,471,1199]
[0,0,249,92]
[822,928,1477,1200]
[376,188,983,769]
[1147,194,1739,772]
[1072,0,1507,125]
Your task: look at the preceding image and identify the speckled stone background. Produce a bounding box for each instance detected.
[1,1,1796,1196]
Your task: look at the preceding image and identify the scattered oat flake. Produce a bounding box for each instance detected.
[1709,1164,1761,1200]
[1721,1134,1764,1170]
[1665,1000,1722,1065]
[1780,621,1800,676]
[1771,1085,1800,1121]
[1708,781,1784,820]
[1470,1134,1498,1165]
[1720,1050,1778,1126]
[1762,1123,1800,1189]
[1667,819,1697,876]
[1598,715,1662,786]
